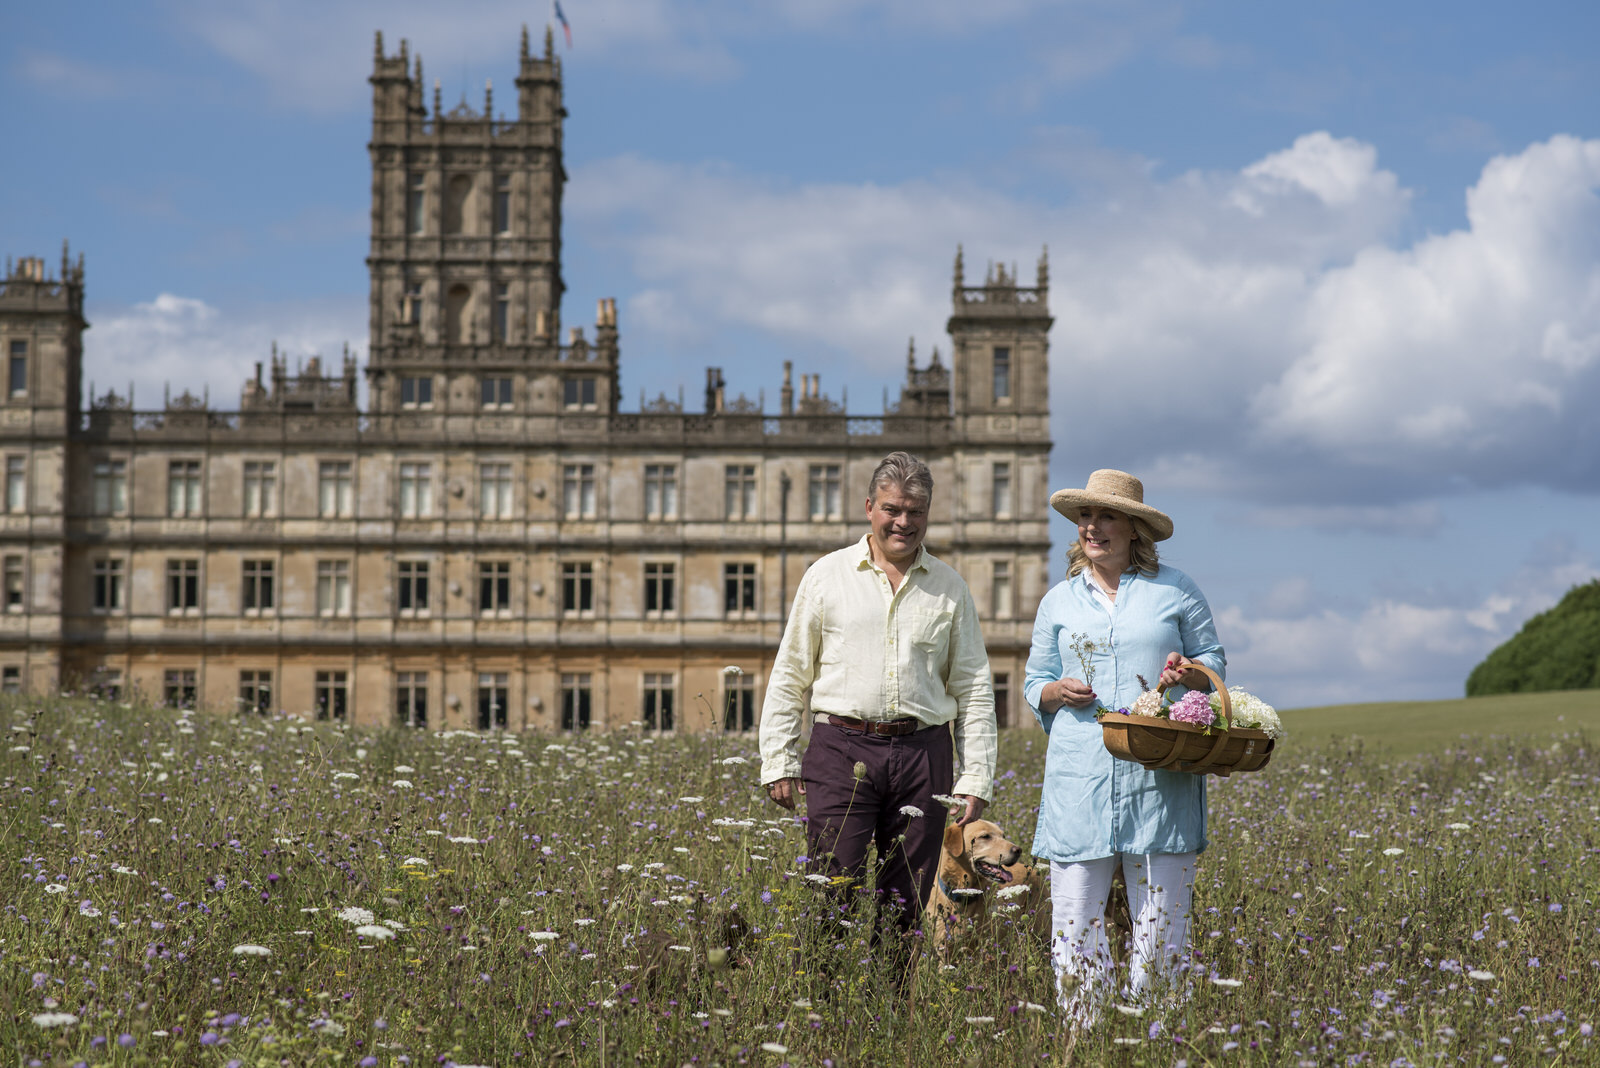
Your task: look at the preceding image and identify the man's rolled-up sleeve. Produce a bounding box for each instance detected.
[758,570,823,786]
[946,590,996,801]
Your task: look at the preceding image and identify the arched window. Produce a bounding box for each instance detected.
[444,174,473,235]
[445,284,473,344]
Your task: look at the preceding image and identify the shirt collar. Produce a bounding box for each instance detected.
[854,533,929,573]
[1081,567,1132,595]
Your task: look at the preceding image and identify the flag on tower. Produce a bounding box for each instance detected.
[554,1,572,48]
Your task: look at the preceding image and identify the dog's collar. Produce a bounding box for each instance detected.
[938,874,986,907]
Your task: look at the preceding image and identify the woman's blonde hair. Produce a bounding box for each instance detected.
[1065,514,1161,578]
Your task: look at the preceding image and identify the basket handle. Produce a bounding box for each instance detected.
[1157,660,1230,730]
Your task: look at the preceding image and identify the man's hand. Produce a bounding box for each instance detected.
[954,794,988,827]
[765,777,804,810]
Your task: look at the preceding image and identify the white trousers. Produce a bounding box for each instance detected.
[1048,852,1197,1027]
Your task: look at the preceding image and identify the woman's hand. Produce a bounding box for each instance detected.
[1041,677,1098,713]
[1158,653,1210,691]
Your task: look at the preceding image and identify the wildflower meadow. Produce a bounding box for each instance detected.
[3,696,1597,1066]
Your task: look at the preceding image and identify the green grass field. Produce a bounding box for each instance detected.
[1284,688,1600,757]
[3,693,1598,1066]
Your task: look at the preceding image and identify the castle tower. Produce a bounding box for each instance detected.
[365,28,616,416]
[947,246,1052,427]
[0,248,86,692]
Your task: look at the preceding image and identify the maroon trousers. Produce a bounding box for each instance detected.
[800,720,954,934]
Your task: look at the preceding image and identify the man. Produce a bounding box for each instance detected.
[759,451,997,950]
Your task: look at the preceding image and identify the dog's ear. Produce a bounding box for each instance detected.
[943,818,966,860]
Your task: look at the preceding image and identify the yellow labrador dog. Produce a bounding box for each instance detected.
[925,818,1024,959]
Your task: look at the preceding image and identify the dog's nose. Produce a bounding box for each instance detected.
[1002,846,1021,867]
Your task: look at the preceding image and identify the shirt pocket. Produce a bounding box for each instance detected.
[903,607,953,658]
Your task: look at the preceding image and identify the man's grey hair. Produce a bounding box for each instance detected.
[868,451,933,504]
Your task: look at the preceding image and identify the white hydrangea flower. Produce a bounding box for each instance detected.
[1225,687,1285,738]
[1128,690,1164,718]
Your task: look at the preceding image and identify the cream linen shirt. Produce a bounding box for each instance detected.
[757,535,997,800]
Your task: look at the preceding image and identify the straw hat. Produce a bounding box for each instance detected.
[1049,469,1174,541]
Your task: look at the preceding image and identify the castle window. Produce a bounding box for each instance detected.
[644,464,678,520]
[92,558,125,612]
[314,671,349,721]
[397,560,430,616]
[92,459,127,516]
[239,670,273,715]
[163,669,197,709]
[167,460,203,517]
[480,560,513,616]
[4,456,24,512]
[315,560,351,617]
[992,560,1013,620]
[723,562,757,618]
[318,461,354,518]
[403,278,422,324]
[642,673,675,732]
[166,558,199,615]
[477,672,509,730]
[724,464,757,521]
[1,666,19,693]
[808,464,841,521]
[242,559,275,614]
[396,672,428,728]
[480,376,513,409]
[560,561,593,617]
[399,376,434,409]
[8,340,26,398]
[723,673,756,732]
[398,462,433,518]
[562,463,596,519]
[479,462,514,518]
[406,172,426,235]
[494,174,512,234]
[560,673,592,731]
[243,461,277,518]
[992,347,1011,402]
[3,555,23,613]
[445,174,472,235]
[644,562,676,617]
[493,283,510,340]
[991,462,1012,518]
[562,377,597,411]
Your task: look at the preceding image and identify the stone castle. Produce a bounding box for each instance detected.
[0,28,1052,731]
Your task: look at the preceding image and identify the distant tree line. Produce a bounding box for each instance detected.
[1467,579,1600,696]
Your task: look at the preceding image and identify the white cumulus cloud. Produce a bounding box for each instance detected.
[86,294,366,410]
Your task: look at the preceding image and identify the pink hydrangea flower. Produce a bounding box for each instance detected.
[1167,690,1216,727]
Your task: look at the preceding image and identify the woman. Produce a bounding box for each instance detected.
[1023,469,1224,1026]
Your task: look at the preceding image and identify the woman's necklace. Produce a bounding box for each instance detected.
[1092,567,1120,601]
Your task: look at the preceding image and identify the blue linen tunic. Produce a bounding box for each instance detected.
[1023,564,1225,863]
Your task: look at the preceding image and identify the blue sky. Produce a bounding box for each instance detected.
[4,0,1598,710]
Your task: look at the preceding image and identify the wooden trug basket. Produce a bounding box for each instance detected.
[1098,663,1275,777]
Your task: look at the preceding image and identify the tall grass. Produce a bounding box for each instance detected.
[2,697,1596,1066]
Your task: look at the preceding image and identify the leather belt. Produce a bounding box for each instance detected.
[817,713,923,737]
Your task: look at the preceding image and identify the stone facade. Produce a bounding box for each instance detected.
[0,29,1053,733]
